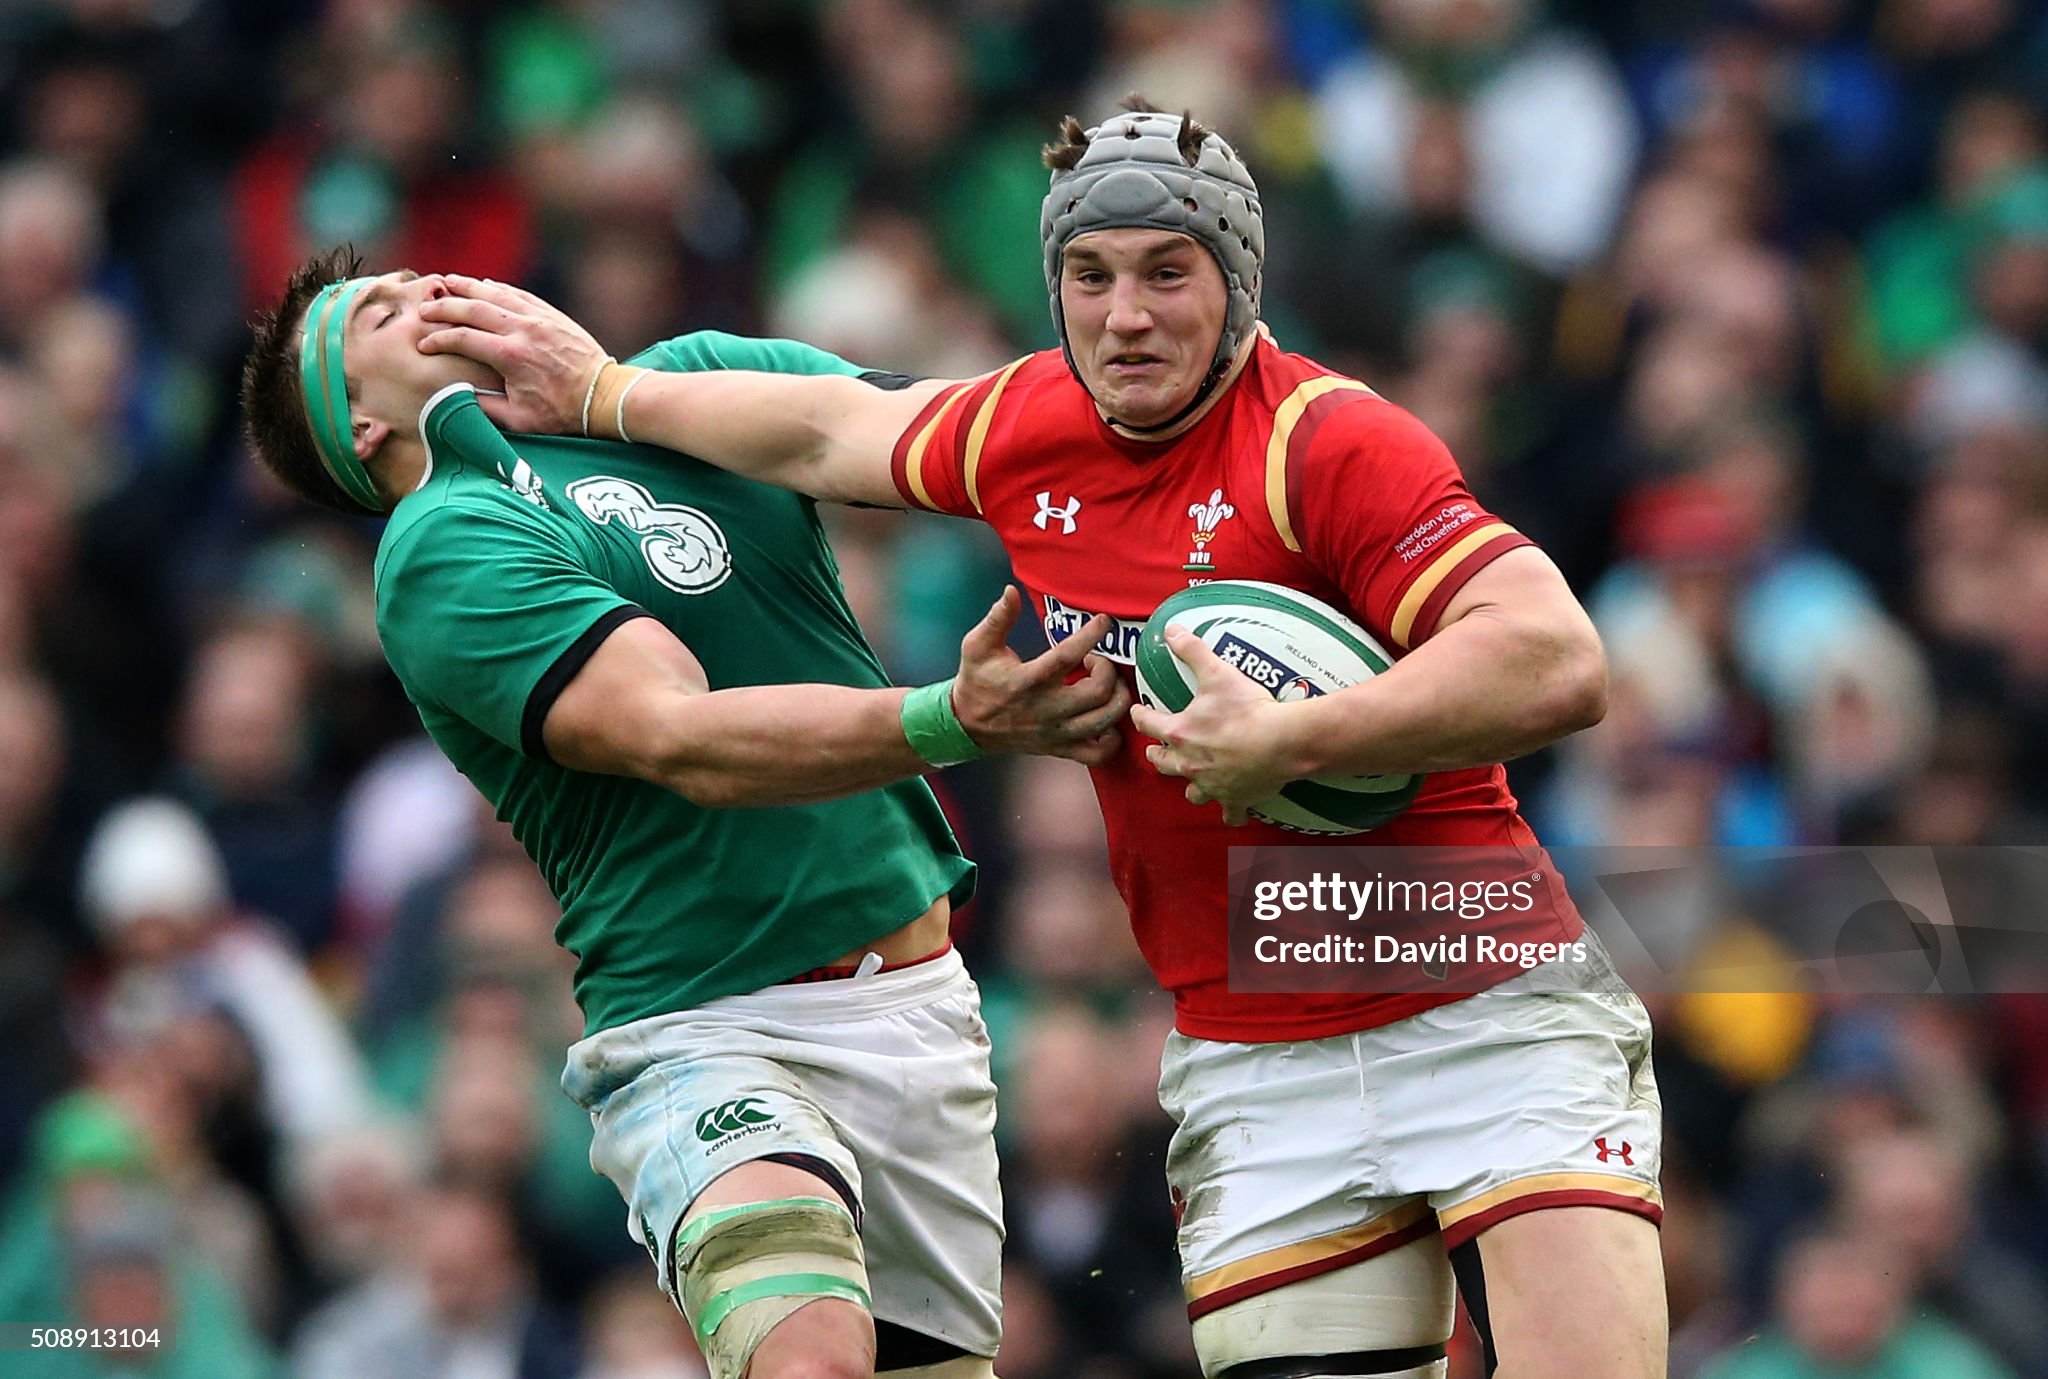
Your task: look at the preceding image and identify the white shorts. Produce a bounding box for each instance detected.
[1159,934,1662,1322]
[560,948,1002,1357]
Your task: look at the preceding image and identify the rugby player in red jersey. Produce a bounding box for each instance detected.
[419,100,1667,1379]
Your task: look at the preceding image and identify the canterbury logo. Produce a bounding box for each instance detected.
[1033,491,1081,534]
[1594,1137,1634,1166]
[695,1097,776,1141]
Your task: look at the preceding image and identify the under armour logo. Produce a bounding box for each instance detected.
[1033,491,1081,534]
[1594,1137,1634,1166]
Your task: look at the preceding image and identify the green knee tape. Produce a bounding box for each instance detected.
[693,1272,871,1342]
[674,1195,870,1377]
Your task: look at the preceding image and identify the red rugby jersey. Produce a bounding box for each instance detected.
[891,336,1584,1041]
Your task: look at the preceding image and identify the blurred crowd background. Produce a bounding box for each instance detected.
[1,0,2047,1375]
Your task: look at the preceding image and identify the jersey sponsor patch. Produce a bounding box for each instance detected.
[566,475,733,594]
[1042,592,1144,665]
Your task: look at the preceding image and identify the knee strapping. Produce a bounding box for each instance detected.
[675,1196,870,1379]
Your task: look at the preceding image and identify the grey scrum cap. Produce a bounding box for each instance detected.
[1041,108,1264,401]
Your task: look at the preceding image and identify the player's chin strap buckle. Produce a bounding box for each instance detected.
[1215,1345,1449,1379]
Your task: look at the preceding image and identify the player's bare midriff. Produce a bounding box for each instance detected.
[821,895,951,970]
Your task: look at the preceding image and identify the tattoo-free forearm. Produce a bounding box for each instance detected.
[1283,609,1608,777]
[653,683,925,807]
[616,370,932,505]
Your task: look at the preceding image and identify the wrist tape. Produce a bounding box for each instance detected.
[900,678,984,767]
[586,359,651,442]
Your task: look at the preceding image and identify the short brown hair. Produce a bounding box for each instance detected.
[239,246,381,516]
[1042,94,1214,172]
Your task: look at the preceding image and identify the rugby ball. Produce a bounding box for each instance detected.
[1135,580,1423,835]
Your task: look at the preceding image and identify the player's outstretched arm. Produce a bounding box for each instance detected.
[416,276,936,507]
[544,591,1130,807]
[1132,548,1606,819]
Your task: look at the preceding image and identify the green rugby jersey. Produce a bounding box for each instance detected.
[373,333,973,1035]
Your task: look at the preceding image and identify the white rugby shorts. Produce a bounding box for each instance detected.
[1159,933,1662,1322]
[560,948,1002,1357]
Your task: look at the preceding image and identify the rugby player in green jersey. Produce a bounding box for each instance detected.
[238,248,1133,1379]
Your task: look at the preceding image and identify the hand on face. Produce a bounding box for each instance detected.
[344,273,505,446]
[416,275,609,435]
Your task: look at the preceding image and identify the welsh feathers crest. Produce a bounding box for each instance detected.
[1184,487,1237,573]
[1188,488,1236,543]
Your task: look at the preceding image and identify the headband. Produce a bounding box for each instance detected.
[297,277,386,512]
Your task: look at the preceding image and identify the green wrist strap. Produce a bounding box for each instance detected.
[900,678,984,767]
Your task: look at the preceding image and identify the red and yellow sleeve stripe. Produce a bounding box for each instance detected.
[1263,375,1378,554]
[959,357,1027,515]
[889,358,1027,515]
[891,380,976,512]
[1389,521,1532,649]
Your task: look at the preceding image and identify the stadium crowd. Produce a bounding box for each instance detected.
[2,0,2047,1375]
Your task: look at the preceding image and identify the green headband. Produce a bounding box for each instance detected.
[297,276,386,512]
